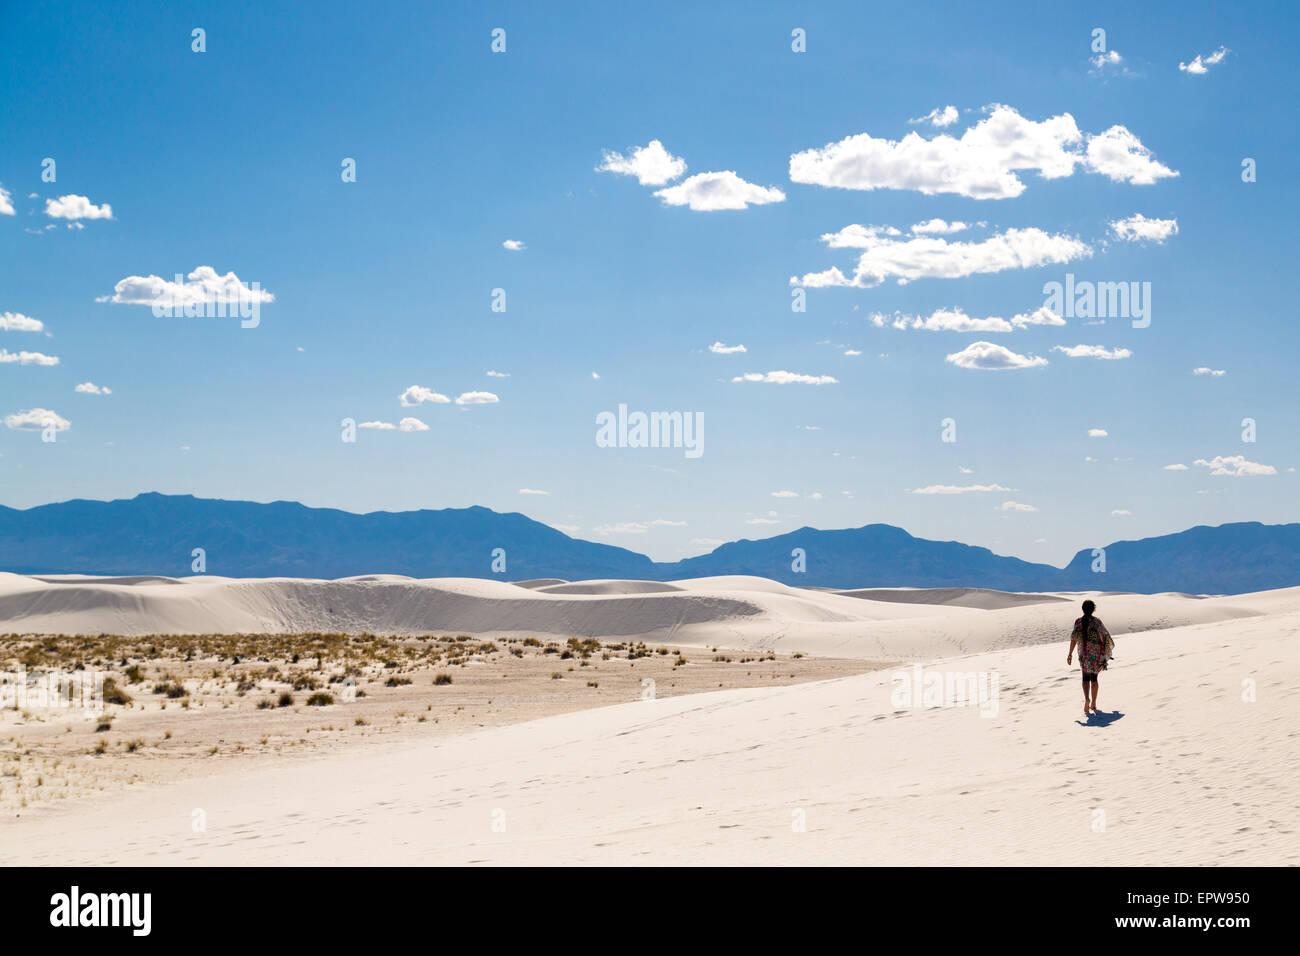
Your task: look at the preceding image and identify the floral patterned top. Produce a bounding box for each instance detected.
[1072,616,1114,673]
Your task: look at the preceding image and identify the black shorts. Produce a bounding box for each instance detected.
[1081,671,1098,683]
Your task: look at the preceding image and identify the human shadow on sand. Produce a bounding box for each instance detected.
[1076,709,1125,728]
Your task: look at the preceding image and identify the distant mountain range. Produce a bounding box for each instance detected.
[1,493,1297,594]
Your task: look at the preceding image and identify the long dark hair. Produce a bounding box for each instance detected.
[1080,599,1096,647]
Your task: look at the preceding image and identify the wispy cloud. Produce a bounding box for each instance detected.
[732,370,838,385]
[1179,45,1229,75]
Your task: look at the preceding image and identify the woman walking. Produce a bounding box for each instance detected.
[1067,599,1114,716]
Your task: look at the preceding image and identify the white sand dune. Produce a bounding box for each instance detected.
[0,572,1283,661]
[4,588,1296,866]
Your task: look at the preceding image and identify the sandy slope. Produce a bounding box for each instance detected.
[3,590,1296,866]
[0,572,1277,661]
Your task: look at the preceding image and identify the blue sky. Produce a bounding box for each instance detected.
[2,0,1297,564]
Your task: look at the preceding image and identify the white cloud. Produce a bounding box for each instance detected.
[958,466,974,474]
[5,408,70,431]
[1163,463,1189,471]
[0,184,13,216]
[911,483,1014,494]
[0,349,59,366]
[1111,509,1132,516]
[945,341,1048,370]
[1085,126,1179,185]
[771,490,799,498]
[709,341,747,354]
[1088,428,1108,438]
[1051,344,1132,360]
[843,348,862,356]
[45,194,113,220]
[0,312,44,332]
[996,500,1038,512]
[908,105,959,128]
[732,370,838,385]
[1110,214,1178,243]
[486,370,510,378]
[794,226,1091,288]
[1179,46,1229,75]
[746,517,780,525]
[910,218,969,234]
[399,385,451,407]
[518,488,550,495]
[1090,50,1124,71]
[591,371,600,380]
[596,139,687,186]
[1193,367,1225,377]
[790,105,1174,200]
[871,305,1063,333]
[358,421,397,430]
[502,239,525,251]
[97,266,274,306]
[1193,455,1276,477]
[398,417,429,432]
[454,391,499,405]
[74,382,111,395]
[809,492,823,500]
[550,524,581,535]
[593,522,649,535]
[655,171,785,211]
[648,519,686,527]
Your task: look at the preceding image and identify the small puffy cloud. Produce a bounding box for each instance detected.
[872,305,1063,333]
[771,490,799,498]
[0,312,44,332]
[45,194,113,220]
[1090,50,1124,70]
[1085,126,1179,185]
[1193,455,1276,477]
[0,184,13,216]
[908,106,959,128]
[1179,46,1229,75]
[518,488,550,495]
[399,385,451,407]
[791,105,1174,200]
[486,370,509,378]
[1088,428,1108,438]
[5,408,70,431]
[843,348,862,356]
[1111,509,1132,516]
[732,370,838,385]
[910,218,968,234]
[795,226,1091,288]
[945,341,1048,370]
[0,348,59,366]
[709,341,746,354]
[398,417,429,432]
[1052,344,1132,360]
[1110,214,1178,243]
[98,266,274,306]
[591,371,600,380]
[1163,463,1189,471]
[358,421,397,430]
[1193,367,1225,377]
[596,139,687,185]
[502,239,525,251]
[910,483,1013,494]
[958,466,974,474]
[996,500,1038,512]
[74,382,111,395]
[455,391,499,405]
[654,171,785,211]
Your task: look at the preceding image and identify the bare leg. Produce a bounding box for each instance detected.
[1082,675,1091,715]
[1090,678,1100,713]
